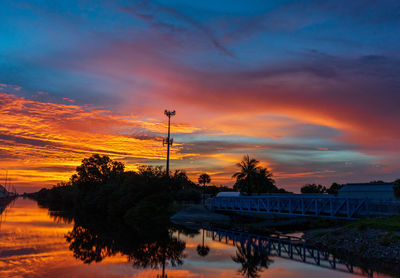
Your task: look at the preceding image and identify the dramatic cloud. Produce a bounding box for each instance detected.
[0,92,196,192]
[1,0,399,192]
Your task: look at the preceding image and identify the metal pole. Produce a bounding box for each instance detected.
[166,114,171,175]
[164,110,175,177]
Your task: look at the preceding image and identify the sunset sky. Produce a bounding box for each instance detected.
[1,0,400,193]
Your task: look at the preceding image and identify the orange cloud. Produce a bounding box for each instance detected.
[0,92,198,192]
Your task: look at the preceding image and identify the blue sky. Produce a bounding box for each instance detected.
[1,0,400,192]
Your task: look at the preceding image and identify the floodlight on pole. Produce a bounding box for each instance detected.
[163,110,175,176]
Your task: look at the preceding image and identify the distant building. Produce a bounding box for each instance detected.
[216,192,241,197]
[338,182,396,200]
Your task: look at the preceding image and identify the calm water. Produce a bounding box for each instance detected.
[0,198,392,278]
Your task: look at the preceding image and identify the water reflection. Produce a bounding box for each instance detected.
[232,242,273,278]
[57,210,187,278]
[0,198,395,278]
[196,229,210,257]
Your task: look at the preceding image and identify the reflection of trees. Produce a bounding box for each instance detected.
[64,216,186,278]
[130,235,185,278]
[48,210,74,224]
[196,229,210,257]
[65,226,114,263]
[232,241,273,278]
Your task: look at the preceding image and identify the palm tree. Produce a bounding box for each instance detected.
[198,173,211,205]
[232,155,261,181]
[196,229,210,257]
[233,155,277,195]
[232,155,261,194]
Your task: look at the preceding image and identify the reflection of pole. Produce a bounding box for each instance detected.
[202,229,205,247]
[163,110,175,176]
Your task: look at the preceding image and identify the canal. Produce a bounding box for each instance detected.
[0,198,392,277]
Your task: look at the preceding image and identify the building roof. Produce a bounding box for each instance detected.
[340,182,394,193]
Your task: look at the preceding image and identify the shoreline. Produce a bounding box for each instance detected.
[172,206,400,276]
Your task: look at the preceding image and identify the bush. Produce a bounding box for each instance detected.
[301,184,326,194]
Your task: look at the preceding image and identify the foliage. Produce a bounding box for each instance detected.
[301,184,326,194]
[393,179,400,200]
[347,216,400,232]
[232,155,282,195]
[202,185,234,195]
[29,154,205,222]
[198,173,211,186]
[326,182,344,195]
[71,154,125,192]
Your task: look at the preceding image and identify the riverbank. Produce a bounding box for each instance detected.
[305,216,400,275]
[170,205,348,235]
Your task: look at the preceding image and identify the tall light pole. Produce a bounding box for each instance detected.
[163,110,175,176]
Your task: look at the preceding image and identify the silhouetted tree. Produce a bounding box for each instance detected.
[233,155,276,195]
[71,154,124,192]
[170,169,197,191]
[198,173,211,187]
[393,179,400,200]
[326,182,344,196]
[233,155,261,182]
[300,184,326,194]
[198,173,211,204]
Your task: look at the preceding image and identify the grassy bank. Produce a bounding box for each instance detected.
[305,216,400,276]
[346,215,400,231]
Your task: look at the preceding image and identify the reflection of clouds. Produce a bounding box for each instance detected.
[0,199,354,277]
[0,199,131,277]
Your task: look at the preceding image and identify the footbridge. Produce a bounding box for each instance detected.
[206,227,375,276]
[210,195,400,219]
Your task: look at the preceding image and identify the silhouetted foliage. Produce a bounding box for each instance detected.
[202,185,234,196]
[29,154,204,216]
[301,184,326,194]
[326,182,344,196]
[198,173,211,187]
[232,155,285,195]
[393,179,400,200]
[71,154,124,192]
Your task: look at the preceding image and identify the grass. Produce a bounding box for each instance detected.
[346,216,400,232]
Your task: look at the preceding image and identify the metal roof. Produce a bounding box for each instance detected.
[340,183,394,192]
